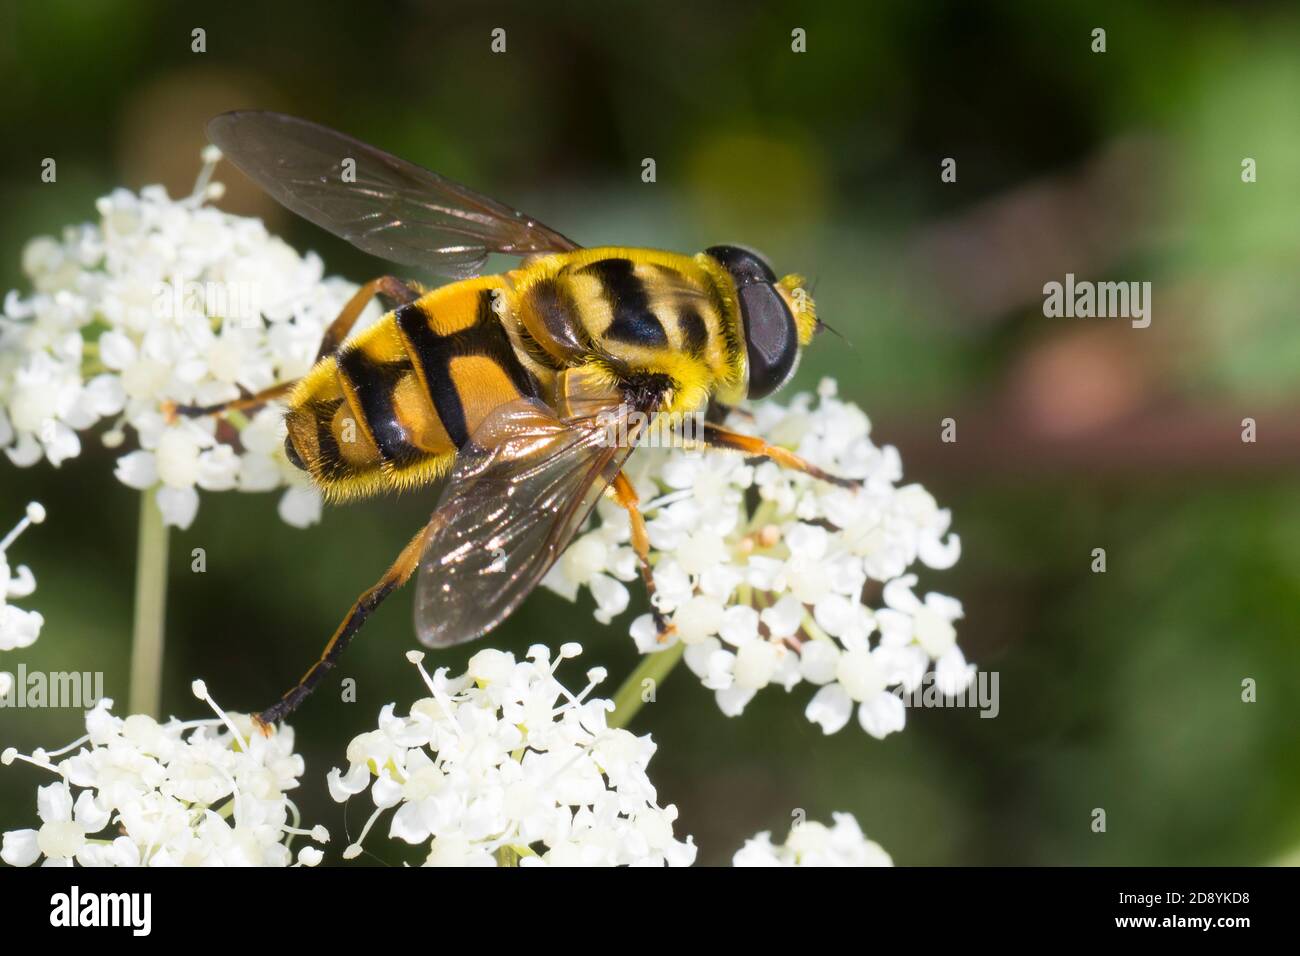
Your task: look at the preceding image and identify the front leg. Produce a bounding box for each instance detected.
[695,422,860,488]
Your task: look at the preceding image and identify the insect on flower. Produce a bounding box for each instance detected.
[174,112,860,727]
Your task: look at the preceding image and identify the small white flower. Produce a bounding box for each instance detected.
[0,151,380,529]
[733,811,893,866]
[0,682,327,867]
[329,646,696,867]
[545,381,967,738]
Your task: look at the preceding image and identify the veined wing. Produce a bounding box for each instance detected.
[207,110,579,277]
[412,392,650,648]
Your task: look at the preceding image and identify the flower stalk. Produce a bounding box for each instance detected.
[128,491,169,717]
[608,641,686,729]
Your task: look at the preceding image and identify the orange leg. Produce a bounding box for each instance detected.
[697,423,860,488]
[313,275,418,362]
[610,472,675,641]
[165,276,418,421]
[254,517,435,730]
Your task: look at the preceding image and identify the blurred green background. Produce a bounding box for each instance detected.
[1,0,1298,865]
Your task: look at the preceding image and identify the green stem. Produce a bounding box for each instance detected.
[608,642,686,729]
[128,491,170,718]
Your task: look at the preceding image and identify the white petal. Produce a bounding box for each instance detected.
[935,646,976,696]
[805,683,852,734]
[732,640,780,690]
[760,594,804,640]
[858,692,906,739]
[718,604,759,647]
[72,790,110,833]
[36,783,73,825]
[389,801,431,845]
[97,330,138,369]
[0,829,40,867]
[629,613,665,653]
[798,640,840,685]
[913,605,957,657]
[715,685,756,717]
[113,450,157,490]
[589,573,629,625]
[5,433,44,468]
[326,764,371,803]
[278,483,321,528]
[919,531,961,569]
[42,422,81,467]
[155,485,199,530]
[882,574,921,613]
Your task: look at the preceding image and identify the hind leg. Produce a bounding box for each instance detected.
[254,516,435,729]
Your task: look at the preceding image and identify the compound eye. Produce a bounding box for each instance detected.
[705,245,776,286]
[284,433,307,471]
[739,282,798,399]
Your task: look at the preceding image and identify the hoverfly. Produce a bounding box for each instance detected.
[181,111,854,727]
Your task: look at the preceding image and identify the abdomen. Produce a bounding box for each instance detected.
[285,276,539,501]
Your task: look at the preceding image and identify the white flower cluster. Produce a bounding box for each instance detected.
[329,645,696,866]
[0,149,375,529]
[546,379,970,738]
[0,681,327,867]
[733,812,893,866]
[0,502,47,700]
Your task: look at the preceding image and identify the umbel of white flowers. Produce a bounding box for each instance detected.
[545,379,972,739]
[328,644,698,866]
[1,680,327,867]
[0,148,379,530]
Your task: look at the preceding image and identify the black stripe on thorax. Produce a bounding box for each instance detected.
[677,307,708,357]
[580,257,668,348]
[396,293,539,449]
[337,350,420,465]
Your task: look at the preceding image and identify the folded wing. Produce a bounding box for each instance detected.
[207,110,578,277]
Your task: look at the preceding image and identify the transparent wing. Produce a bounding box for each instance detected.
[412,393,646,648]
[207,111,579,277]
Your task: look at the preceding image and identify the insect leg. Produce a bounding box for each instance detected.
[694,423,860,488]
[253,517,435,731]
[314,275,418,362]
[610,471,676,641]
[164,380,299,419]
[165,276,419,420]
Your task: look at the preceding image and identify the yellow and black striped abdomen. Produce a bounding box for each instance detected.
[285,276,538,501]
